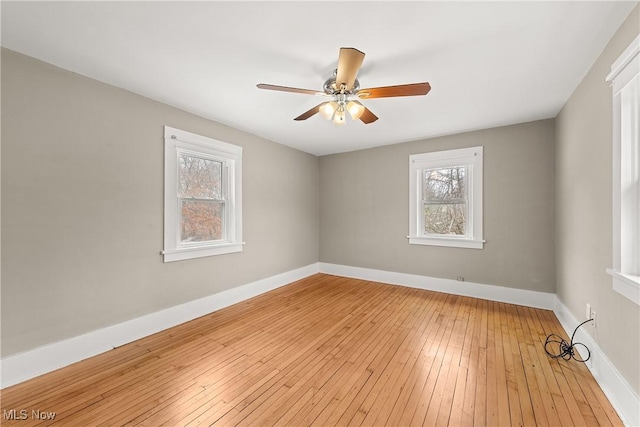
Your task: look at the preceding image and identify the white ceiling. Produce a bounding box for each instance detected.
[2,1,637,156]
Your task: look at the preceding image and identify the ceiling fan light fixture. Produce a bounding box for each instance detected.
[319,101,338,120]
[333,107,346,125]
[346,101,365,120]
[257,47,431,126]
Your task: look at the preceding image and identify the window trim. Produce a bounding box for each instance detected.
[408,146,484,249]
[162,126,243,262]
[605,34,640,305]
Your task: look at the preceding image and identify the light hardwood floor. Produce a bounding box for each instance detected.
[1,274,622,426]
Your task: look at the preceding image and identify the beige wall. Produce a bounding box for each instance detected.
[555,6,639,395]
[3,6,638,396]
[319,120,556,293]
[1,49,319,357]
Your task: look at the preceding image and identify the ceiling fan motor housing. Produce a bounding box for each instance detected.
[324,73,360,95]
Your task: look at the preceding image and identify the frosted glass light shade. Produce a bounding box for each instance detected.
[346,101,365,120]
[319,102,337,120]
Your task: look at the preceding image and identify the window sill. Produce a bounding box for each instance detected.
[162,242,243,262]
[607,268,640,306]
[408,236,484,249]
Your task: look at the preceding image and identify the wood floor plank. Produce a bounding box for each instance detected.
[522,312,562,426]
[0,274,623,427]
[499,305,524,427]
[382,295,450,427]
[404,307,452,425]
[218,283,415,427]
[505,304,537,427]
[430,296,469,426]
[250,289,400,426]
[494,303,511,427]
[485,301,499,427]
[460,297,483,426]
[356,291,437,426]
[369,293,448,427]
[329,288,422,426]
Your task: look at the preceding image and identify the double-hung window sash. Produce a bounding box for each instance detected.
[177,151,227,245]
[422,165,468,237]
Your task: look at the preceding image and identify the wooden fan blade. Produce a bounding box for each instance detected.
[257,83,323,96]
[359,107,378,124]
[336,48,365,91]
[357,82,431,99]
[294,103,325,121]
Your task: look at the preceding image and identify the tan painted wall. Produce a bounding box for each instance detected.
[555,5,639,394]
[1,49,320,357]
[319,120,556,293]
[3,5,638,396]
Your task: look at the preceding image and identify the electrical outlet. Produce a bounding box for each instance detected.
[586,303,591,320]
[456,276,465,282]
[591,310,596,328]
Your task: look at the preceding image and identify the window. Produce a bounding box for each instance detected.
[409,146,484,249]
[163,126,242,262]
[606,35,640,305]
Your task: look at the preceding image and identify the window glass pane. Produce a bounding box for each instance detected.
[423,165,467,235]
[423,166,466,201]
[620,74,640,275]
[180,200,223,242]
[178,154,222,199]
[424,203,466,235]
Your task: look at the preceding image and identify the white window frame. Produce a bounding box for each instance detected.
[162,126,243,262]
[409,146,484,249]
[606,34,640,305]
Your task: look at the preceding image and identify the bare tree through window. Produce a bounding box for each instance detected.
[178,154,224,242]
[423,166,467,235]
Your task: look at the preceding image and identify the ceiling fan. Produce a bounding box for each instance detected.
[257,47,431,125]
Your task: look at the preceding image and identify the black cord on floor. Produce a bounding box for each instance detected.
[544,318,593,362]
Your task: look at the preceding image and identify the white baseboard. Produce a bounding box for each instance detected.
[3,261,637,427]
[319,262,556,309]
[553,298,640,427]
[0,263,320,389]
[319,263,638,425]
